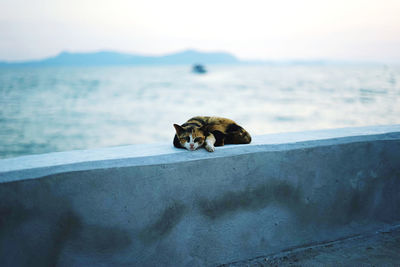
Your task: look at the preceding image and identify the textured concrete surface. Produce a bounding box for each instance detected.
[0,125,400,266]
[223,226,400,266]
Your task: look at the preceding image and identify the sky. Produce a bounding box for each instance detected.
[0,0,399,62]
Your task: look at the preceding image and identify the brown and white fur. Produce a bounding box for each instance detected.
[173,116,251,152]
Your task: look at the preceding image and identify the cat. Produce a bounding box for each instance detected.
[173,116,251,152]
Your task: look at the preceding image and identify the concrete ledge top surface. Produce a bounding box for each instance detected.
[1,124,400,183]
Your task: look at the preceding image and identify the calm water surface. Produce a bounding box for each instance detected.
[0,64,399,158]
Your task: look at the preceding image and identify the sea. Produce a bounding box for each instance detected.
[1,64,399,159]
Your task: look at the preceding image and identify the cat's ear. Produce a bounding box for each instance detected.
[173,124,184,135]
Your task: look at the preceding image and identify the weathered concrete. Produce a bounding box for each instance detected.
[1,125,400,266]
[224,225,400,266]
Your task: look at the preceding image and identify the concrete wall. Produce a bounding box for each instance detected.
[1,125,400,266]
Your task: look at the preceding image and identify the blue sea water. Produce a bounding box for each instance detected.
[1,64,399,159]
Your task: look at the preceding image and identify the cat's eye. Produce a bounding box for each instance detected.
[194,137,202,143]
[185,136,190,142]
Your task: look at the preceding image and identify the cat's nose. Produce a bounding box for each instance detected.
[190,144,194,149]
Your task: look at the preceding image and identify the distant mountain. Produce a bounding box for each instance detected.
[0,49,240,66]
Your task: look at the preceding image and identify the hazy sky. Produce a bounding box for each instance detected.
[1,0,399,62]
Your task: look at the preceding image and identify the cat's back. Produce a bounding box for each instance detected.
[186,116,241,134]
[187,116,236,127]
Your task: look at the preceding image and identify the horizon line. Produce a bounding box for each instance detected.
[0,49,398,65]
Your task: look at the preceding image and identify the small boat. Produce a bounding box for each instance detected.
[192,64,207,74]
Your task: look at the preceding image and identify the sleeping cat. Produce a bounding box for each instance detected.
[173,116,251,152]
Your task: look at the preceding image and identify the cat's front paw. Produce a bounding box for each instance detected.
[205,144,215,152]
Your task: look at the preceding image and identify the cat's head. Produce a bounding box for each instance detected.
[173,124,205,151]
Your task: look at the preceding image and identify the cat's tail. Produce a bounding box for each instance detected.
[229,126,252,144]
[239,128,252,144]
